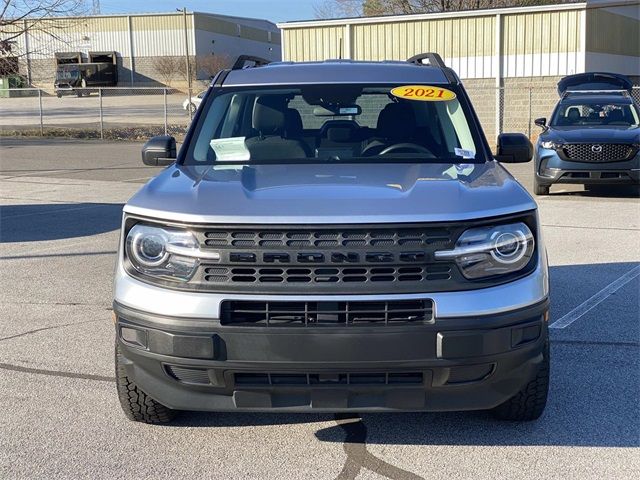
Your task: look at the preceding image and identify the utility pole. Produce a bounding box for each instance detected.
[179,7,193,121]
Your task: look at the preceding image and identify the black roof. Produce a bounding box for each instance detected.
[222,60,452,87]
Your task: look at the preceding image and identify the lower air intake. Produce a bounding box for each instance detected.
[165,365,211,385]
[221,299,434,327]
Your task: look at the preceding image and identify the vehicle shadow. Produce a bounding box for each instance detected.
[549,184,640,198]
[169,262,638,448]
[0,203,123,242]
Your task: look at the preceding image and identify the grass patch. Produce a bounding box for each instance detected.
[0,126,187,142]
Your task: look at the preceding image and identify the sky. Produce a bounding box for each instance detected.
[97,0,319,23]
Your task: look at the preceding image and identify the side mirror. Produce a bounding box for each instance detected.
[534,117,547,129]
[495,133,533,163]
[142,135,176,166]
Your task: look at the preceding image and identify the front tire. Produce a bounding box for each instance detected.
[492,340,550,421]
[115,341,176,424]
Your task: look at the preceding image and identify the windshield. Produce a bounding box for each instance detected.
[551,101,639,127]
[185,84,483,165]
[56,68,80,81]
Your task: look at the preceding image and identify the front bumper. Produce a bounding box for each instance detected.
[115,298,549,412]
[535,148,640,186]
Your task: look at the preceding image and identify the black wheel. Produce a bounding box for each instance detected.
[187,102,197,114]
[115,341,176,424]
[492,340,550,421]
[534,179,550,196]
[56,92,62,98]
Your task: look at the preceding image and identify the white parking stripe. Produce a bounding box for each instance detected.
[549,265,640,329]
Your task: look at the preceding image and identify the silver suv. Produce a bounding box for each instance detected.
[114,54,549,424]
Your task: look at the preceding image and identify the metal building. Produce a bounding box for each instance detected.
[6,11,281,87]
[278,0,639,82]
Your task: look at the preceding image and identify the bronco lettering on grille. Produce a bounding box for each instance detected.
[228,251,427,264]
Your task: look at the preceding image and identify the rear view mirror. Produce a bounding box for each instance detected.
[495,133,533,163]
[534,117,547,128]
[142,135,176,166]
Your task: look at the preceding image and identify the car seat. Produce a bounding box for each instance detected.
[245,96,312,160]
[362,103,417,156]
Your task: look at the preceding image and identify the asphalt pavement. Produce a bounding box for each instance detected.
[0,93,189,130]
[0,137,638,479]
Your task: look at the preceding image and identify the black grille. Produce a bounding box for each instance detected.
[193,223,459,294]
[165,365,210,385]
[204,265,451,284]
[234,372,424,386]
[221,300,434,327]
[561,143,637,162]
[203,227,451,249]
[124,214,539,294]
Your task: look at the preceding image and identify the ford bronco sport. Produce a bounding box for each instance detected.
[114,54,549,424]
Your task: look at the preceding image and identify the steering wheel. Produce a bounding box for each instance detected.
[379,143,433,156]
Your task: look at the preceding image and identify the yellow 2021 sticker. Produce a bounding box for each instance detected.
[390,85,456,101]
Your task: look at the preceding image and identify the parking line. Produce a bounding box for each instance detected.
[549,265,640,329]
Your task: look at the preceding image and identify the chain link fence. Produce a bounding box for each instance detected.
[0,87,201,140]
[467,85,639,148]
[1,86,638,144]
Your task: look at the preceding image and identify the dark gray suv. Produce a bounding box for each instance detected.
[114,54,549,424]
[534,72,640,195]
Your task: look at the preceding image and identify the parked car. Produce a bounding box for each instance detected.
[183,91,206,113]
[533,72,640,195]
[114,53,549,424]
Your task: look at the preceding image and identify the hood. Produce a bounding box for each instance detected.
[124,161,536,224]
[542,126,640,144]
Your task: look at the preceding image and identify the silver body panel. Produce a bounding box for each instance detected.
[116,160,546,319]
[123,161,537,224]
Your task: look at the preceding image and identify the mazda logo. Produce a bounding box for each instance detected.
[591,145,603,153]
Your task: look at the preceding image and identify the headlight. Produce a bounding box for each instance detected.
[435,223,535,279]
[540,141,560,150]
[125,224,211,281]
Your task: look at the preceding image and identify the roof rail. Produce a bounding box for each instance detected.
[232,55,271,70]
[406,53,446,68]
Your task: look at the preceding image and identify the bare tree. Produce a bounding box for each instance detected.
[1,1,87,83]
[314,0,579,18]
[151,56,183,86]
[1,0,86,54]
[314,0,363,19]
[195,53,232,80]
